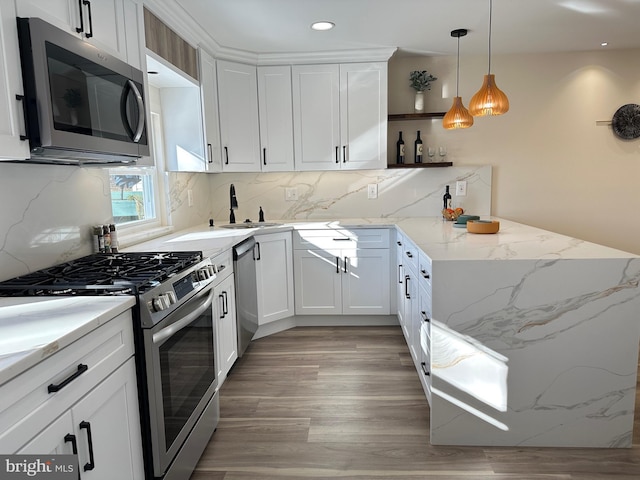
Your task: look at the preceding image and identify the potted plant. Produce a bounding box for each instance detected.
[409,70,437,112]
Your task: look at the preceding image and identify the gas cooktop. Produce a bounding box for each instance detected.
[0,251,203,296]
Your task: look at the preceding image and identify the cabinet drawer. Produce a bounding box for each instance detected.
[293,228,390,250]
[211,249,233,280]
[418,251,432,295]
[402,238,419,274]
[0,311,134,452]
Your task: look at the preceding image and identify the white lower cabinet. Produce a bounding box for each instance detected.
[293,229,390,315]
[0,310,144,479]
[18,359,144,479]
[255,231,295,325]
[214,268,237,386]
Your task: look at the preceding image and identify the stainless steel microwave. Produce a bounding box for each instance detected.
[16,17,149,165]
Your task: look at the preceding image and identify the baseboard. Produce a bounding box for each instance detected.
[253,315,399,339]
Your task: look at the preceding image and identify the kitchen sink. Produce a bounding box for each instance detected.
[220,222,282,229]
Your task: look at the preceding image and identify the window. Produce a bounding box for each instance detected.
[109,168,158,225]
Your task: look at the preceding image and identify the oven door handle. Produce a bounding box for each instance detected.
[152,287,215,345]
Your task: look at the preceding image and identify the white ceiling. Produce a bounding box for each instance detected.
[173,0,640,57]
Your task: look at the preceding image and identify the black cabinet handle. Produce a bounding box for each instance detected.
[404,275,411,299]
[397,241,402,246]
[82,0,93,38]
[222,291,229,315]
[79,421,95,471]
[64,433,78,454]
[263,147,267,165]
[207,143,213,164]
[332,237,352,241]
[224,146,229,164]
[421,362,430,376]
[76,0,84,33]
[342,145,346,162]
[421,311,430,322]
[335,146,339,164]
[15,95,28,141]
[336,257,340,273]
[343,256,348,273]
[406,251,413,258]
[218,294,225,318]
[421,269,430,279]
[48,364,88,393]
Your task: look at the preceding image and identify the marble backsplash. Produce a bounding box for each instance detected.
[0,163,490,281]
[207,165,492,224]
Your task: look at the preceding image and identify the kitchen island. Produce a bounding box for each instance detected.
[126,216,640,448]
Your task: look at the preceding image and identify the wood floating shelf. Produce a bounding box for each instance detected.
[388,112,446,121]
[387,162,453,169]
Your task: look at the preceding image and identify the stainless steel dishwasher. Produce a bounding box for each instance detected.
[232,237,259,356]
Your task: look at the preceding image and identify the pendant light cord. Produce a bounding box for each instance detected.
[456,34,460,95]
[487,0,493,74]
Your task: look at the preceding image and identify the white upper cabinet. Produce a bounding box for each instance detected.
[257,66,295,172]
[292,62,388,171]
[199,49,222,172]
[339,63,388,170]
[16,0,142,66]
[216,60,261,172]
[292,64,341,171]
[0,0,30,160]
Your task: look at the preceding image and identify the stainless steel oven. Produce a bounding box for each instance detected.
[142,282,219,480]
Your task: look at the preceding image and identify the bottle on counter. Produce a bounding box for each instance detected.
[396,131,405,164]
[109,224,118,253]
[92,225,102,253]
[102,224,111,253]
[414,131,423,163]
[97,225,105,253]
[443,185,452,211]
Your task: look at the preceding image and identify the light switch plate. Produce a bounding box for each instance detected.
[367,184,378,199]
[285,187,298,201]
[456,181,467,196]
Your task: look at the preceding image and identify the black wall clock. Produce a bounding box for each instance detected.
[612,103,640,140]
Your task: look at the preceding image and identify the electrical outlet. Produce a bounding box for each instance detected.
[367,184,378,199]
[285,187,298,201]
[187,189,194,206]
[455,181,467,196]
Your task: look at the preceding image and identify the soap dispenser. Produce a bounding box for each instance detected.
[259,207,265,222]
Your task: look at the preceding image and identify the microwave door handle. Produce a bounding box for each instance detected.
[120,80,145,143]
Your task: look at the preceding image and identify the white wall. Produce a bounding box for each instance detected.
[389,48,640,255]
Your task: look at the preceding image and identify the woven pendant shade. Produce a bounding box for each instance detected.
[469,74,509,116]
[443,28,473,130]
[443,97,474,129]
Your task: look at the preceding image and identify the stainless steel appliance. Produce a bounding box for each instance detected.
[16,17,149,165]
[232,237,259,356]
[0,252,218,480]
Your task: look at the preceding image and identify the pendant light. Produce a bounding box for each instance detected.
[443,29,474,130]
[469,0,509,116]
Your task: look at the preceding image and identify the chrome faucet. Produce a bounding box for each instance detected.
[229,184,238,223]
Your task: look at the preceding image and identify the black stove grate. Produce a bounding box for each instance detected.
[0,251,203,296]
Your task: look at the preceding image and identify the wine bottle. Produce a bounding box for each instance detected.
[414,131,423,163]
[443,185,452,211]
[396,131,405,164]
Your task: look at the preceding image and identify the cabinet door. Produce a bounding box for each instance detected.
[292,64,340,171]
[342,248,390,315]
[199,49,222,172]
[0,0,31,160]
[395,235,405,325]
[257,66,295,172]
[17,411,75,455]
[255,232,294,325]
[403,270,418,358]
[215,273,238,384]
[82,0,127,61]
[293,249,342,315]
[339,63,388,170]
[217,60,261,172]
[71,358,144,480]
[16,0,81,37]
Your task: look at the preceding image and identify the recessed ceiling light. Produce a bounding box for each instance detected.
[311,21,335,31]
[601,42,608,47]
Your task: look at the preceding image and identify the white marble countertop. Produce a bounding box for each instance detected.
[126,217,637,261]
[0,296,135,386]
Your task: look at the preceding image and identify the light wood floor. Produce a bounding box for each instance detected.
[191,326,640,479]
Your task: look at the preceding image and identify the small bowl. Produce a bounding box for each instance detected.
[466,220,500,234]
[455,215,480,225]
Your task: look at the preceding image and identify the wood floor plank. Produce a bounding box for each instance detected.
[190,326,640,480]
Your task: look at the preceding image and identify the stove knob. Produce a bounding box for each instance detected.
[152,296,166,312]
[165,291,177,305]
[206,265,215,277]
